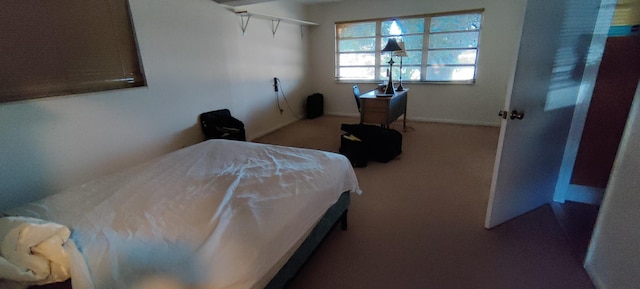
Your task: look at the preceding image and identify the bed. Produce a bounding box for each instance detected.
[1,139,361,289]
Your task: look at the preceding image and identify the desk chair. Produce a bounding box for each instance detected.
[353,85,361,112]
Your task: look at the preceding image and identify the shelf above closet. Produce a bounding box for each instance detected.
[224,6,319,36]
[235,10,318,26]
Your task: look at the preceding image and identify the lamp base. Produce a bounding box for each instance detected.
[396,83,404,91]
[384,58,396,95]
[384,83,395,95]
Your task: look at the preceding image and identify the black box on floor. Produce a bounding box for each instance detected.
[339,133,368,167]
[306,93,324,119]
[340,124,402,163]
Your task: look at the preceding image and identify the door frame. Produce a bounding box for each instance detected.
[553,1,617,205]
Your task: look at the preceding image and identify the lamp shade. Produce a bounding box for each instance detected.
[394,41,408,57]
[381,38,402,52]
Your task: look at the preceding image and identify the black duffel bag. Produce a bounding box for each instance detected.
[340,124,402,163]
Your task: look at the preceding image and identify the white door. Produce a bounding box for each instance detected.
[484,0,606,228]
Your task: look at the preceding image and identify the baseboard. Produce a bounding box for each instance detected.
[260,113,501,140]
[325,112,500,127]
[326,112,359,118]
[248,117,301,141]
[565,184,604,205]
[409,116,500,127]
[584,262,605,289]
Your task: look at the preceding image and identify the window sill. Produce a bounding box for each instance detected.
[335,80,476,85]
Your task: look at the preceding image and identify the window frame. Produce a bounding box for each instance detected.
[0,0,146,103]
[335,9,484,84]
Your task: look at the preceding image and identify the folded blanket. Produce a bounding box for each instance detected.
[0,216,72,286]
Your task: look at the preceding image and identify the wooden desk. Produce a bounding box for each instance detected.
[359,89,408,131]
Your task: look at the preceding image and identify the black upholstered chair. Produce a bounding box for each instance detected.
[199,109,246,141]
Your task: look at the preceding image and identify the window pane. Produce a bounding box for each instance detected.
[337,22,376,37]
[382,18,424,35]
[381,19,403,36]
[339,38,376,52]
[430,14,481,32]
[339,67,375,80]
[427,49,477,65]
[380,52,419,66]
[381,53,392,65]
[378,67,392,80]
[378,65,420,82]
[399,51,421,65]
[426,66,475,81]
[400,35,423,50]
[340,53,376,66]
[402,66,422,80]
[429,32,479,49]
[400,18,425,34]
[381,36,418,50]
[395,66,422,81]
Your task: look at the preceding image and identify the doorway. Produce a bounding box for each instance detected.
[486,0,640,266]
[555,35,640,261]
[572,36,640,191]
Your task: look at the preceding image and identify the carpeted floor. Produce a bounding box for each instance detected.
[254,116,596,289]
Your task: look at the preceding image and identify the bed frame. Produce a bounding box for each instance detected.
[31,191,351,289]
[266,191,350,288]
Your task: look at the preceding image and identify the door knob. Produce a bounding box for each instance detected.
[510,110,524,120]
[498,110,524,120]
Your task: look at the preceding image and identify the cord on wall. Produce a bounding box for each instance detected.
[274,77,283,114]
[274,77,302,119]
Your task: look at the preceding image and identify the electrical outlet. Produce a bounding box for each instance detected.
[273,77,278,92]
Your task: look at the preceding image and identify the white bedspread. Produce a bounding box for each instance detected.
[7,140,360,289]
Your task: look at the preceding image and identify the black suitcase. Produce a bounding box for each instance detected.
[306,93,324,119]
[339,133,368,167]
[340,124,402,163]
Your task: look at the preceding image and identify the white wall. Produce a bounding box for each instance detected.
[306,0,526,126]
[585,81,640,289]
[0,0,313,211]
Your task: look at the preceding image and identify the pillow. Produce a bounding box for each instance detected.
[0,216,72,286]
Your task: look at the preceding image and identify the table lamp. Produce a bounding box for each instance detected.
[381,38,402,95]
[394,41,407,91]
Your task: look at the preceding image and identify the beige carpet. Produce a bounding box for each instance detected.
[254,116,595,289]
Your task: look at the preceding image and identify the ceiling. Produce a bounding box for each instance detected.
[214,0,340,6]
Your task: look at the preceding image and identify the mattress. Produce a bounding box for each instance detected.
[7,139,361,289]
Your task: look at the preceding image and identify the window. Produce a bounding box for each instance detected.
[0,0,146,103]
[336,10,482,83]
